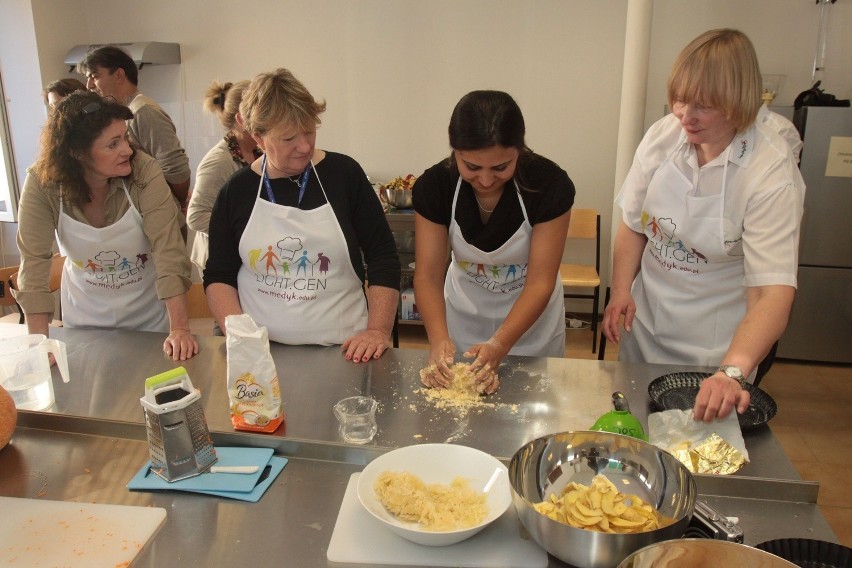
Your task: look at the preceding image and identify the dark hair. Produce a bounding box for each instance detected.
[448,90,528,152]
[42,78,87,106]
[78,45,139,86]
[32,91,135,205]
[447,90,535,189]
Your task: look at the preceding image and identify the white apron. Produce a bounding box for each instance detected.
[236,160,368,345]
[56,181,168,331]
[444,178,565,357]
[620,146,745,367]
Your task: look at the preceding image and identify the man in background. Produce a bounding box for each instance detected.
[78,45,191,209]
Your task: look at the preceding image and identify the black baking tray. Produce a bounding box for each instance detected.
[755,538,852,568]
[647,371,778,431]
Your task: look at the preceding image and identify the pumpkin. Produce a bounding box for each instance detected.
[0,385,16,449]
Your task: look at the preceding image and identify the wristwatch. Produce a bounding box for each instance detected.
[716,365,747,390]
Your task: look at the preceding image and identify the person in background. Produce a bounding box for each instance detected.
[42,78,87,112]
[78,45,191,210]
[414,90,575,394]
[204,68,400,362]
[15,91,198,361]
[602,29,805,422]
[187,80,261,275]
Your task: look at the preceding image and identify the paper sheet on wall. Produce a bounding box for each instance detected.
[825,136,852,178]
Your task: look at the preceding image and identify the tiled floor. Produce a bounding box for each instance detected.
[397,322,852,547]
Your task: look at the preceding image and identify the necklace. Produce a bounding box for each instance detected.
[474,195,495,213]
[262,155,312,206]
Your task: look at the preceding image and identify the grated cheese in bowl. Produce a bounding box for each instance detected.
[357,443,511,546]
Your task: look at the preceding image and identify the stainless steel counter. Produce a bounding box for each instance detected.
[0,327,838,567]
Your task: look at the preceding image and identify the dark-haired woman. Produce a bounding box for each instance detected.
[42,77,87,111]
[414,90,575,393]
[15,91,198,361]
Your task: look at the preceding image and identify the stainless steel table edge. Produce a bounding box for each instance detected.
[695,473,819,504]
[16,409,822,506]
[16,409,393,466]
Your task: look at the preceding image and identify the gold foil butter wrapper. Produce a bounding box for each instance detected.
[671,433,746,475]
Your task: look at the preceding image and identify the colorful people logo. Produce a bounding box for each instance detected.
[261,245,280,276]
[296,250,311,276]
[316,252,331,275]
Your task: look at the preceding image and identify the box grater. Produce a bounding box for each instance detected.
[140,367,217,482]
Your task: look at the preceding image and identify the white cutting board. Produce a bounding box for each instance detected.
[327,473,548,567]
[0,497,166,567]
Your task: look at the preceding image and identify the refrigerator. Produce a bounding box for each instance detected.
[777,106,852,363]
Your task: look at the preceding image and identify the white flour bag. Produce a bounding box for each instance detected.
[225,313,284,432]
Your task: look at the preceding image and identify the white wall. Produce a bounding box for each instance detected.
[2,0,851,304]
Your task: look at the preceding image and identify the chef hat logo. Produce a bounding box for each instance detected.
[95,250,121,266]
[277,237,303,261]
[657,218,677,241]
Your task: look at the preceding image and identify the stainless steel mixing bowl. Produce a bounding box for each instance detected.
[383,187,413,209]
[509,430,697,568]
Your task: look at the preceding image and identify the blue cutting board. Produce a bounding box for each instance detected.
[128,446,274,492]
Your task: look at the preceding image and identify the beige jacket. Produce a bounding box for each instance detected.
[15,152,192,318]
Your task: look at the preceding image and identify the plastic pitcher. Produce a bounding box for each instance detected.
[0,334,70,411]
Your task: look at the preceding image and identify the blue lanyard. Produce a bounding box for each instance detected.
[261,155,312,206]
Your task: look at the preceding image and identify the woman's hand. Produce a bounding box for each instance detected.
[163,328,199,361]
[602,288,636,344]
[342,329,390,363]
[420,340,456,389]
[693,373,751,422]
[464,338,507,394]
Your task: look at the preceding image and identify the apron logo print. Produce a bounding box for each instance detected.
[248,236,306,276]
[72,249,149,287]
[247,235,332,294]
[74,250,149,275]
[643,211,708,267]
[457,261,526,291]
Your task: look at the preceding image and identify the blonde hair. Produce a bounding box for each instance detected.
[239,68,326,136]
[203,80,250,131]
[667,29,762,133]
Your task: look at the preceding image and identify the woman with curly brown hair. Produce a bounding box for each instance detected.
[15,91,198,361]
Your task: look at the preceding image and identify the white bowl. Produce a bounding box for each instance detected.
[357,443,511,546]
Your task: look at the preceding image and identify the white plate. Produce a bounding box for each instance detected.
[357,443,511,546]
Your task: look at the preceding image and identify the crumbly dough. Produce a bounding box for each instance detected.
[419,362,488,408]
[374,470,487,531]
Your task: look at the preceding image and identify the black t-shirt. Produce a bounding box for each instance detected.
[412,153,576,252]
[204,151,400,290]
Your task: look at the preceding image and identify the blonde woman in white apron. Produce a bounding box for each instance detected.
[415,91,575,394]
[204,69,400,362]
[15,92,198,361]
[604,29,804,422]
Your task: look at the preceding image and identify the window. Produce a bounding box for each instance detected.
[0,68,20,223]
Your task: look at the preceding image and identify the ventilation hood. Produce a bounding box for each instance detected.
[64,42,181,71]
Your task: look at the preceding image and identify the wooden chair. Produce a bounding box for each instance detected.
[560,209,601,352]
[8,254,65,326]
[186,282,212,319]
[598,287,610,360]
